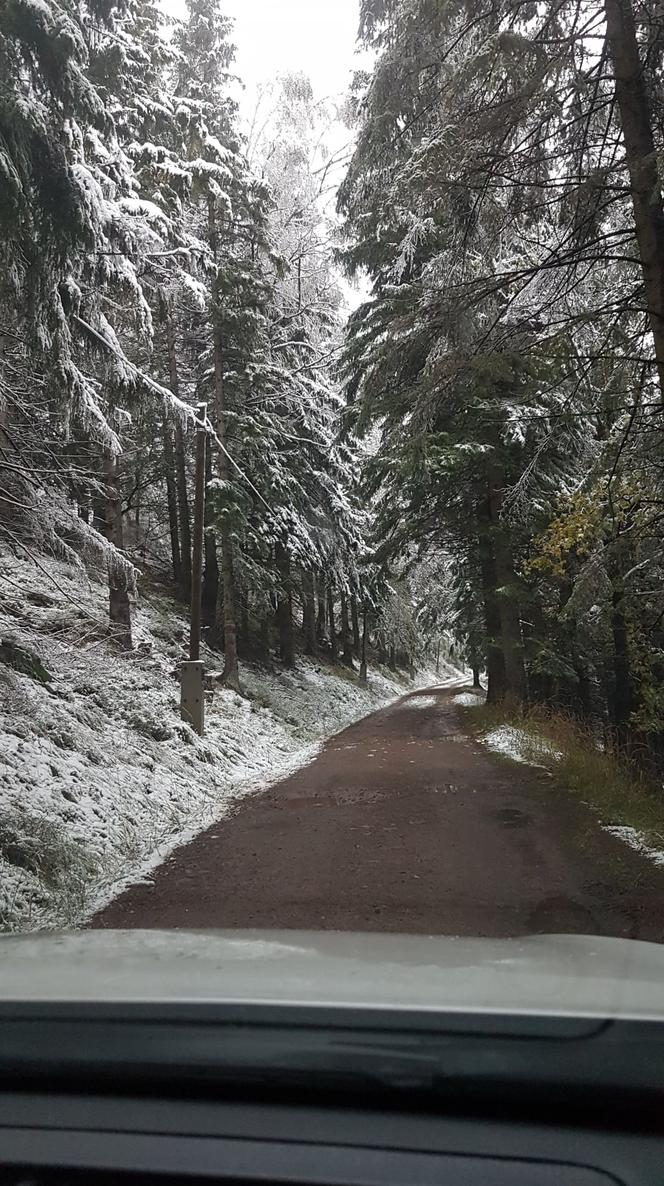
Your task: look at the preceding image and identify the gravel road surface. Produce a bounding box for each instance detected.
[92,684,664,938]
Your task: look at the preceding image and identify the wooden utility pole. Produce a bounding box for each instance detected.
[208,192,241,692]
[181,405,207,735]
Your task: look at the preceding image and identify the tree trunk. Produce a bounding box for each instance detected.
[162,416,182,592]
[203,530,219,628]
[340,591,354,667]
[259,613,271,660]
[213,586,225,650]
[487,464,527,702]
[102,452,132,650]
[359,604,368,685]
[302,570,317,657]
[604,0,664,400]
[92,492,106,536]
[218,531,239,689]
[239,594,250,658]
[572,645,593,721]
[189,407,206,662]
[164,307,192,602]
[350,594,361,658]
[174,421,192,603]
[477,501,507,705]
[201,445,218,627]
[133,463,141,538]
[525,598,554,705]
[276,540,295,667]
[208,193,240,692]
[327,585,338,661]
[316,583,327,643]
[611,580,635,751]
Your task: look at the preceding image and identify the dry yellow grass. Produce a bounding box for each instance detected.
[463,701,664,850]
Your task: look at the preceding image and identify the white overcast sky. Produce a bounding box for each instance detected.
[162,0,369,306]
[163,0,363,108]
[225,0,362,103]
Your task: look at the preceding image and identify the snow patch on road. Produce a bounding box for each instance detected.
[483,725,562,767]
[603,825,664,868]
[453,691,485,707]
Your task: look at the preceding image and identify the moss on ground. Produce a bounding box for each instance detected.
[0,637,52,684]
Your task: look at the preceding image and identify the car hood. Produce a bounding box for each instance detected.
[1,930,664,1020]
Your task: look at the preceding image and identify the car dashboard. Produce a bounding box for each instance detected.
[0,1002,662,1186]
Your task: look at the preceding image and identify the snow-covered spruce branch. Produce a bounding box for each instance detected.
[73,316,194,429]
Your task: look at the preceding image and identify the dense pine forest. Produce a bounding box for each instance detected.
[0,0,434,693]
[2,0,664,782]
[341,0,664,778]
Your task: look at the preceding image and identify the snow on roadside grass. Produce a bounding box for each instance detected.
[482,725,562,767]
[0,550,447,932]
[479,717,664,874]
[602,826,664,868]
[453,691,485,707]
[82,738,325,919]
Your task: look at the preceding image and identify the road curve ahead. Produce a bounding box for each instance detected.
[92,684,664,939]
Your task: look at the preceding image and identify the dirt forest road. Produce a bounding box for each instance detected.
[92,684,664,939]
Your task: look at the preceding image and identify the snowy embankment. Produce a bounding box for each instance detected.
[0,551,457,931]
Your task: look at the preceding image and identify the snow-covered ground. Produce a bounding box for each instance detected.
[482,725,562,767]
[0,550,457,931]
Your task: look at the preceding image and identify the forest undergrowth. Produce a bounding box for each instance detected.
[464,701,664,860]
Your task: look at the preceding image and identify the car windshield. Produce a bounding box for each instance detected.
[2,0,664,989]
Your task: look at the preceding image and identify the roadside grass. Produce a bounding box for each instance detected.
[462,700,664,852]
[0,808,100,931]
